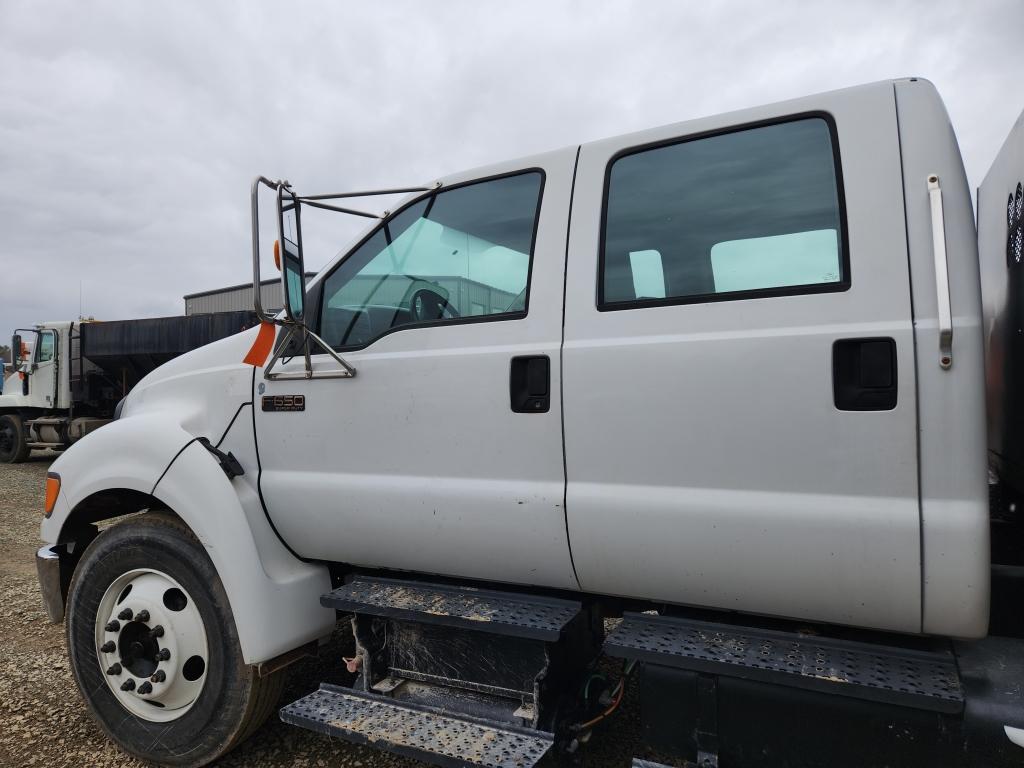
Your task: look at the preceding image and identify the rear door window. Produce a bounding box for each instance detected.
[600,117,846,308]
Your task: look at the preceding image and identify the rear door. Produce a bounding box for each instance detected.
[563,83,922,632]
[254,148,579,590]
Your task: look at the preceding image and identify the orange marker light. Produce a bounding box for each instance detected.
[273,239,281,271]
[44,473,60,517]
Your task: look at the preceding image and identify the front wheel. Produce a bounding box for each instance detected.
[66,512,285,767]
[0,413,30,463]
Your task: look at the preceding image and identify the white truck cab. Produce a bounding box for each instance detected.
[34,78,1024,768]
[7,324,63,410]
[1,322,76,461]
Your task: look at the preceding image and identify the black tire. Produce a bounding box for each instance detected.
[66,511,286,767]
[0,413,30,463]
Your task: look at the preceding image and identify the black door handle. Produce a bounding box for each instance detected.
[833,338,897,411]
[510,356,550,413]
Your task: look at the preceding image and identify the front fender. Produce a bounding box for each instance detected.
[42,409,335,665]
[41,411,187,522]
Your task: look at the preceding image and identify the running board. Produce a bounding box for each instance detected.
[606,612,964,714]
[323,576,601,734]
[322,575,582,640]
[280,684,555,768]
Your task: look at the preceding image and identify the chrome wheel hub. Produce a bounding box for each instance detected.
[95,568,208,722]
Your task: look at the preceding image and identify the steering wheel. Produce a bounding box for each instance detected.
[409,288,459,322]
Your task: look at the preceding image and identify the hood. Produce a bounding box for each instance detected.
[120,324,271,441]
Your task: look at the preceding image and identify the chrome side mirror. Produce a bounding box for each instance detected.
[278,186,306,323]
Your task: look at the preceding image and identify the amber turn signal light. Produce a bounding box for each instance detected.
[273,239,281,271]
[44,473,60,517]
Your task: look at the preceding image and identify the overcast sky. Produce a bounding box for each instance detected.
[1,0,1021,343]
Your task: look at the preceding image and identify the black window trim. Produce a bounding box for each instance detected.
[596,110,851,312]
[313,167,547,353]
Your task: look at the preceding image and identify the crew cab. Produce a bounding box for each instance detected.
[35,78,1024,767]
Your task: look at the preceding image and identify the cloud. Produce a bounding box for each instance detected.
[0,0,1020,340]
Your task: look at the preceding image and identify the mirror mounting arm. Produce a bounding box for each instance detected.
[263,323,356,380]
[250,175,442,380]
[252,176,357,379]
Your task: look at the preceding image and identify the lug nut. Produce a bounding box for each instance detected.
[150,670,166,683]
[106,663,122,676]
[100,641,116,653]
[156,648,171,661]
[135,610,150,623]
[149,625,164,639]
[117,608,133,621]
[104,620,120,632]
[137,681,153,695]
[120,679,135,692]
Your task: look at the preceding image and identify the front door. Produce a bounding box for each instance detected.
[32,329,58,407]
[254,149,579,590]
[563,84,922,632]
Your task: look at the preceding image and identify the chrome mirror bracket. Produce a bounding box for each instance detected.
[264,323,356,381]
[250,173,441,381]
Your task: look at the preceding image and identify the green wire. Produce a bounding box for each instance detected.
[582,673,606,700]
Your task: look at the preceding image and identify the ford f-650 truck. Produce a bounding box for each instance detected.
[32,78,1024,767]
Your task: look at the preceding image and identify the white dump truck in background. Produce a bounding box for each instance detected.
[0,313,259,462]
[30,78,1024,767]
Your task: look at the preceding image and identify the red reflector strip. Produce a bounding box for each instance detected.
[243,322,277,367]
[44,473,60,517]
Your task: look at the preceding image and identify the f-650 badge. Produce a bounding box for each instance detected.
[262,395,306,412]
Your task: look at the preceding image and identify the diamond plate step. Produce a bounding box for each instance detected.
[322,575,581,641]
[606,613,963,714]
[280,684,554,768]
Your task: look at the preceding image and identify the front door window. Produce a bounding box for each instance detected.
[317,171,544,350]
[37,331,55,363]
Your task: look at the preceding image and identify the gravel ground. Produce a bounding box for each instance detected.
[0,455,642,768]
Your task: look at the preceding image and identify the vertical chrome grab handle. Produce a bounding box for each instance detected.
[927,174,953,369]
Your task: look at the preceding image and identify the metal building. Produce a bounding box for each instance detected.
[184,275,316,316]
[185,274,516,317]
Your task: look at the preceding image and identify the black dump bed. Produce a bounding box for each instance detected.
[73,311,259,412]
[979,108,1024,496]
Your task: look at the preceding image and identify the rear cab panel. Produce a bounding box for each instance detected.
[894,78,989,638]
